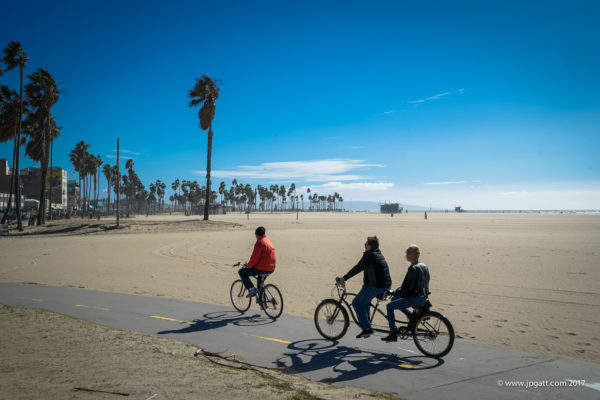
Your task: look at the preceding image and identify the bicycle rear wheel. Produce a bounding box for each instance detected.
[261,284,284,319]
[412,311,455,358]
[314,299,349,341]
[230,280,251,313]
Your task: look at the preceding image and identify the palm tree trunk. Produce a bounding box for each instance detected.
[203,128,213,220]
[14,61,24,231]
[37,125,49,225]
[1,140,17,224]
[49,141,53,220]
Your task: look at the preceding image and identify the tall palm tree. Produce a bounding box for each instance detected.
[24,117,60,212]
[93,155,102,214]
[0,85,20,224]
[25,68,59,224]
[171,179,180,211]
[124,159,134,216]
[102,163,113,214]
[69,141,89,216]
[188,75,220,220]
[0,41,28,230]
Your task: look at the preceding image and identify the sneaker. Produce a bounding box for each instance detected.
[381,333,398,342]
[246,287,258,298]
[355,328,374,339]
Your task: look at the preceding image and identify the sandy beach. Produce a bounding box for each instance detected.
[0,304,397,400]
[1,212,599,363]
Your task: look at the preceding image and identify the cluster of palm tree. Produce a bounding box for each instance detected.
[168,178,344,213]
[1,41,61,229]
[69,146,169,217]
[306,189,344,211]
[69,141,104,217]
[169,179,218,214]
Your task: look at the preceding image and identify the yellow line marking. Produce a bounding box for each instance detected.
[19,297,43,302]
[75,304,109,311]
[253,335,292,344]
[150,315,196,324]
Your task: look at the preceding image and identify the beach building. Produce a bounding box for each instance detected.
[67,180,80,213]
[0,159,68,212]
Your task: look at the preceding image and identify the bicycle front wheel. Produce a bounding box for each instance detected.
[412,311,455,358]
[261,284,284,319]
[314,299,349,341]
[230,280,251,313]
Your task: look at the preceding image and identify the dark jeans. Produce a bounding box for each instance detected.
[352,285,391,330]
[385,296,426,331]
[238,267,271,289]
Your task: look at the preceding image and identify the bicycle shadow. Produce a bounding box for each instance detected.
[157,310,275,335]
[275,339,444,384]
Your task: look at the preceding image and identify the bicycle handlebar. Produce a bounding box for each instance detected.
[233,262,247,268]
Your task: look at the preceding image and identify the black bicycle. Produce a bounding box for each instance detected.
[314,278,454,358]
[230,262,284,320]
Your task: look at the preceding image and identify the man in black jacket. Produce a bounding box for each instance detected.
[338,236,392,338]
[382,244,430,342]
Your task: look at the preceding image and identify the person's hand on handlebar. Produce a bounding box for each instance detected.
[335,277,345,286]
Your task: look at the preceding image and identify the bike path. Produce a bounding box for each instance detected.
[1,282,598,400]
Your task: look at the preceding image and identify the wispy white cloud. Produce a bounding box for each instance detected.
[195,159,384,182]
[379,109,400,115]
[380,88,467,115]
[408,92,452,104]
[307,181,394,191]
[106,155,137,160]
[340,145,366,150]
[110,149,142,156]
[424,180,469,185]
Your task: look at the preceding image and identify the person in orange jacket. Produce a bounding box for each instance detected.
[238,226,276,297]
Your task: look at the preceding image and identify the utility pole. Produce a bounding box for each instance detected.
[116,138,120,228]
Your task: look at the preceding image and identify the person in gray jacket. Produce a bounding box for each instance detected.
[338,236,392,339]
[382,244,430,342]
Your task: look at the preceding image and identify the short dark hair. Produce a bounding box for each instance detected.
[255,226,266,236]
[366,236,379,249]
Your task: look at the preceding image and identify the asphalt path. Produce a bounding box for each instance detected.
[1,282,598,400]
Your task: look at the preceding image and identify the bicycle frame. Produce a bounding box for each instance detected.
[332,284,413,334]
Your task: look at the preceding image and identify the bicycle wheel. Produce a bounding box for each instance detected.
[230,280,251,313]
[261,284,284,319]
[314,299,349,341]
[412,311,455,358]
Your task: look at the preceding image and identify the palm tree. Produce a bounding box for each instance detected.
[25,68,59,224]
[188,75,220,220]
[125,159,134,216]
[69,141,89,215]
[171,179,180,211]
[93,155,102,214]
[0,85,20,224]
[0,41,28,230]
[219,181,226,206]
[103,163,113,214]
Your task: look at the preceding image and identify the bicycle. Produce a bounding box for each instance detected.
[314,277,455,358]
[230,262,284,320]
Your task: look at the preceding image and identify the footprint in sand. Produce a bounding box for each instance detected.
[494,324,503,328]
[474,314,482,318]
[519,330,527,333]
[566,332,577,336]
[577,342,591,346]
[547,335,560,339]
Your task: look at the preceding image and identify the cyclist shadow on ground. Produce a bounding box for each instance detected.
[275,339,444,384]
[157,310,275,335]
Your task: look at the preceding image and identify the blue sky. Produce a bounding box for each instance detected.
[1,0,599,209]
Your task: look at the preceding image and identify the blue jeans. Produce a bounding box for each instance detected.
[386,296,426,331]
[352,285,390,330]
[238,267,271,289]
